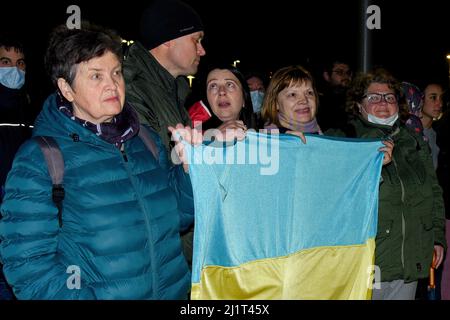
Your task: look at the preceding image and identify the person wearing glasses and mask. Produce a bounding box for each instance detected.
[327,68,446,300]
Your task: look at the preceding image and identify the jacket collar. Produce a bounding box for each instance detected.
[125,42,178,91]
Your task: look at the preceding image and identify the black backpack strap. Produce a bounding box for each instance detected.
[138,125,159,161]
[34,136,65,228]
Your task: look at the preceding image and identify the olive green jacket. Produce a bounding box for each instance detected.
[123,42,192,154]
[327,116,446,282]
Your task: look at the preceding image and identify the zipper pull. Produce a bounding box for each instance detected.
[120,144,128,162]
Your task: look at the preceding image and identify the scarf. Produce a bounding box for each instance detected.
[57,93,140,148]
[278,112,322,134]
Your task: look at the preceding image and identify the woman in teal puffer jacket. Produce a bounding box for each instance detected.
[0,24,196,299]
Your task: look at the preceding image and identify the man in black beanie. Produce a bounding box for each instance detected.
[123,0,205,153]
[123,0,205,280]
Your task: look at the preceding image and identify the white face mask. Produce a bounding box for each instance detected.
[360,104,398,127]
[367,113,398,126]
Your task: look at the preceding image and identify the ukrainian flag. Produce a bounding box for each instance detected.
[185,132,383,300]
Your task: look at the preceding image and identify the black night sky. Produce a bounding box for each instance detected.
[2,0,450,106]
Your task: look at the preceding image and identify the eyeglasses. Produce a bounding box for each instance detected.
[332,69,352,77]
[363,93,397,104]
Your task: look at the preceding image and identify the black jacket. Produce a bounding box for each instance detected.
[0,83,32,200]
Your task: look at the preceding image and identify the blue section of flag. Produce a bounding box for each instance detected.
[185,132,383,283]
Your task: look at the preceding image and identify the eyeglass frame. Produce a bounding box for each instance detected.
[362,93,398,104]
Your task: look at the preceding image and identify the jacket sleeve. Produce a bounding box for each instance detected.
[0,142,96,299]
[125,81,160,132]
[169,165,194,232]
[148,128,194,233]
[418,137,447,250]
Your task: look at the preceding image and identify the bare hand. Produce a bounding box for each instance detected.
[379,139,394,165]
[212,120,247,142]
[433,245,445,269]
[168,124,203,172]
[217,120,247,132]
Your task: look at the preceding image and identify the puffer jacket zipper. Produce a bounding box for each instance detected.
[119,143,157,298]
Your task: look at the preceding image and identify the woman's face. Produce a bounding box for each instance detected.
[60,51,125,124]
[360,83,398,119]
[422,84,444,120]
[206,69,245,122]
[276,80,317,124]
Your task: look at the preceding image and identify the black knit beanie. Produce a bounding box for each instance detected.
[140,0,204,50]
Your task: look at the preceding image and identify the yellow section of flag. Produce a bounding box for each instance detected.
[192,238,375,300]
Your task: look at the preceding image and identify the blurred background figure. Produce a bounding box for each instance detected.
[316,57,352,132]
[434,97,450,300]
[414,80,447,300]
[1,34,33,300]
[245,72,266,113]
[401,81,425,137]
[420,82,445,169]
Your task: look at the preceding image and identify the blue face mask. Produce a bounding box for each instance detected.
[0,67,26,89]
[250,90,264,113]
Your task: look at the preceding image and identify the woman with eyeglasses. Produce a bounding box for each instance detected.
[328,68,446,300]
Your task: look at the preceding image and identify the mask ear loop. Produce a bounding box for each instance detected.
[357,102,369,118]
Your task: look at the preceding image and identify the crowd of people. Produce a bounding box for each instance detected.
[1,0,449,300]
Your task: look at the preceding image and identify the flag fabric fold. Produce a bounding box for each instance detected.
[185,131,384,300]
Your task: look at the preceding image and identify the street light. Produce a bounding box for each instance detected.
[187,75,195,88]
[447,54,450,83]
[121,39,134,46]
[232,60,241,68]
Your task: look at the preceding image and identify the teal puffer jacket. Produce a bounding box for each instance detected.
[0,94,194,299]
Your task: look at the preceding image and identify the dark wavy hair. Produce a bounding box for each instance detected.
[44,22,123,88]
[346,68,409,122]
[0,34,25,55]
[201,64,257,130]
